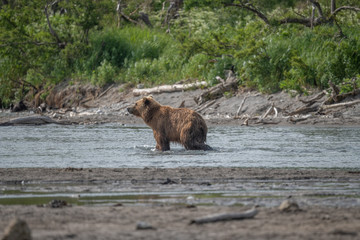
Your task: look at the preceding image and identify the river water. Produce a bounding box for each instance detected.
[0,124,359,168]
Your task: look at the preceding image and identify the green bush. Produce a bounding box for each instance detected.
[1,0,360,107]
[207,55,235,85]
[80,27,183,86]
[91,60,117,87]
[339,75,360,94]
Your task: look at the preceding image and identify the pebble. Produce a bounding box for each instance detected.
[278,199,300,212]
[136,221,156,230]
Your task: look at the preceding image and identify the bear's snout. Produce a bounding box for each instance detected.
[127,107,134,114]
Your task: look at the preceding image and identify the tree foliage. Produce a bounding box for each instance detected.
[0,0,359,107]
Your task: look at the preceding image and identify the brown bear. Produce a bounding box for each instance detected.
[127,96,212,151]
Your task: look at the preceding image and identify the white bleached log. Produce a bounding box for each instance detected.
[133,81,208,96]
[190,207,258,224]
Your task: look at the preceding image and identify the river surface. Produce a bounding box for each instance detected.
[1,124,359,168]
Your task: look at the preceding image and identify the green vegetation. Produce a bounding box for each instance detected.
[0,0,359,107]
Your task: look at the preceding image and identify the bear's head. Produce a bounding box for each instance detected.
[127,96,160,122]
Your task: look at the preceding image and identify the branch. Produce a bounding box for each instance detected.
[224,3,270,25]
[139,12,153,28]
[309,0,324,18]
[44,4,65,48]
[293,9,307,19]
[119,10,140,25]
[330,6,360,18]
[280,16,328,27]
[321,99,360,111]
[279,17,311,26]
[11,78,38,91]
[0,41,58,48]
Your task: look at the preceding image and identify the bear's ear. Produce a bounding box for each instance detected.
[144,98,150,106]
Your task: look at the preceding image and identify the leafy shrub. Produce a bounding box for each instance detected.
[207,55,235,85]
[1,0,360,107]
[84,28,130,71]
[181,53,209,80]
[339,75,360,94]
[91,60,116,87]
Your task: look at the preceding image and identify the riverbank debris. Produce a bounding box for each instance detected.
[133,81,207,96]
[0,116,70,126]
[190,207,258,224]
[279,199,301,212]
[136,221,156,230]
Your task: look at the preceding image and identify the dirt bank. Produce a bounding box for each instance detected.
[1,205,359,240]
[1,83,360,126]
[1,167,360,182]
[1,168,360,240]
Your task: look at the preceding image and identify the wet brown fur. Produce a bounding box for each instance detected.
[127,96,211,151]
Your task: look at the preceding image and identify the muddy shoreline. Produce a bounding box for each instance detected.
[1,84,360,126]
[1,168,360,239]
[1,167,360,182]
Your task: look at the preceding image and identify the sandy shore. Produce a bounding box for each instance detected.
[1,167,360,182]
[1,168,359,239]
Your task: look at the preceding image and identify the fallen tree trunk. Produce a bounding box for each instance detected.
[261,102,275,119]
[324,88,360,105]
[320,99,360,111]
[194,100,216,113]
[133,81,207,96]
[0,116,70,126]
[288,114,313,124]
[287,105,319,116]
[234,95,248,119]
[285,98,360,124]
[300,90,327,105]
[190,207,258,225]
[194,77,238,105]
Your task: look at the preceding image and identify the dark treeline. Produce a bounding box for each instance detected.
[0,0,359,108]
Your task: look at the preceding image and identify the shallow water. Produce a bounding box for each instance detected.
[0,124,360,168]
[1,179,360,207]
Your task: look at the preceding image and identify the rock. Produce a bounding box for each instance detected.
[37,103,47,113]
[161,178,177,185]
[279,199,300,212]
[11,101,27,112]
[0,116,67,126]
[2,218,32,240]
[48,199,68,208]
[136,221,156,230]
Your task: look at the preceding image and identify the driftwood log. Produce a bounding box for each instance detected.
[133,81,207,96]
[190,207,258,225]
[324,88,360,105]
[320,99,360,111]
[287,105,319,116]
[288,92,360,116]
[237,81,360,125]
[0,116,70,126]
[234,95,248,118]
[194,100,216,113]
[194,76,238,105]
[299,90,327,104]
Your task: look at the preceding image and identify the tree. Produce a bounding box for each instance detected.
[224,0,360,28]
[0,0,113,107]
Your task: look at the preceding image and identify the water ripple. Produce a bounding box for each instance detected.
[1,124,360,168]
